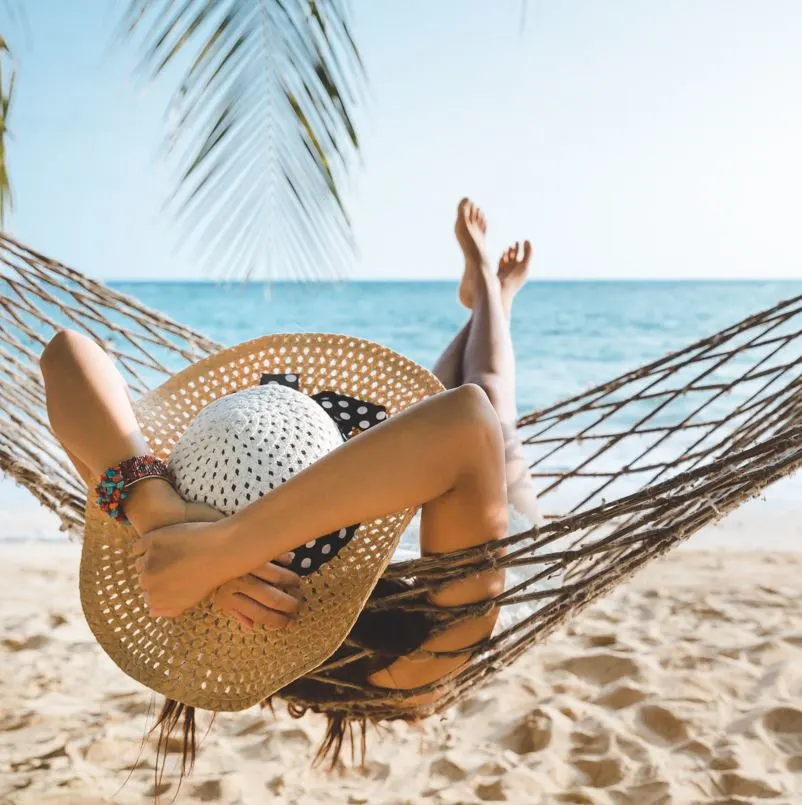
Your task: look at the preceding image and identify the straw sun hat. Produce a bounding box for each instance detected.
[80,333,443,712]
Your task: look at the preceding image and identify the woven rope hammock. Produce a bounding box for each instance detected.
[2,233,801,722]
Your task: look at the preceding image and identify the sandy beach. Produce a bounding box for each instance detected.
[2,515,802,805]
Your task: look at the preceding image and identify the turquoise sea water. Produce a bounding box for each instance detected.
[2,279,801,541]
[112,279,802,416]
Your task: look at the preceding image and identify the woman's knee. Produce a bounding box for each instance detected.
[39,329,90,376]
[450,383,502,438]
[450,384,506,469]
[461,373,509,417]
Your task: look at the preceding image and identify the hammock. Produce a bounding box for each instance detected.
[2,233,801,722]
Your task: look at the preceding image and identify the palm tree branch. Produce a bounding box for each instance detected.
[122,0,364,281]
[0,35,15,226]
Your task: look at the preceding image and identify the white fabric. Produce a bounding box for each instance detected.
[391,503,563,633]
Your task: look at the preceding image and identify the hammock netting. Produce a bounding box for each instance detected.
[2,233,801,721]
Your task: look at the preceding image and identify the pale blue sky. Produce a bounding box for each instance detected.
[5,1,802,281]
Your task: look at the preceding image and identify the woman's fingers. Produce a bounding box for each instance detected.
[236,575,301,616]
[131,537,148,557]
[230,594,294,629]
[248,561,301,589]
[230,610,254,629]
[211,568,302,630]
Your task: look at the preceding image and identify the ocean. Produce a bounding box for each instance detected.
[114,278,802,415]
[2,279,801,542]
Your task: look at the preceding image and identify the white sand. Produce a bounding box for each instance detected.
[2,519,802,804]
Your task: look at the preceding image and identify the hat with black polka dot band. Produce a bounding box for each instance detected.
[79,333,444,712]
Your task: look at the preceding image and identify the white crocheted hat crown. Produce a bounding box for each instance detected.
[169,384,344,515]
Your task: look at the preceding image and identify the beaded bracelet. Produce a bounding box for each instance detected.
[94,455,171,524]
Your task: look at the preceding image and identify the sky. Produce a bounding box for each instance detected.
[4,0,802,281]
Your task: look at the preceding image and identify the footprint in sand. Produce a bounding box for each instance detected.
[1,634,51,651]
[583,632,620,649]
[457,694,495,717]
[191,779,223,801]
[476,759,510,776]
[144,781,172,798]
[614,734,653,764]
[572,756,626,788]
[787,755,802,771]
[241,725,311,758]
[191,777,240,802]
[570,727,612,756]
[593,682,648,710]
[761,706,802,754]
[635,704,689,746]
[474,778,507,801]
[613,780,671,805]
[717,770,784,799]
[678,739,713,765]
[361,760,391,781]
[429,756,469,783]
[0,710,34,731]
[110,694,152,717]
[499,707,567,755]
[556,652,641,686]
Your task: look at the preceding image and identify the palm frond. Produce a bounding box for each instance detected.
[0,35,15,227]
[122,0,365,281]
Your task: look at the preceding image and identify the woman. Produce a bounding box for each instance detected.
[40,197,540,764]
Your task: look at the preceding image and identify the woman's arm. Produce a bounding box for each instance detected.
[40,330,302,627]
[40,330,207,533]
[136,383,501,617]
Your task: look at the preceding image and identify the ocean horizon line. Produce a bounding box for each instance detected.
[107,277,802,286]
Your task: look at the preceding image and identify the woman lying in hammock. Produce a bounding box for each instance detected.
[40,197,543,765]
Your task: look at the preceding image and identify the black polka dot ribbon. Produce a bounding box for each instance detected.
[259,373,388,576]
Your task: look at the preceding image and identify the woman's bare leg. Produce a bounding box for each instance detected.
[432,317,471,389]
[456,200,543,525]
[367,201,542,697]
[433,205,536,407]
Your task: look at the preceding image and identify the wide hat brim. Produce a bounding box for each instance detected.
[80,333,444,711]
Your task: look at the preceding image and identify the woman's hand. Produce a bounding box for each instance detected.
[133,517,303,623]
[134,519,237,617]
[212,555,302,630]
[123,477,223,535]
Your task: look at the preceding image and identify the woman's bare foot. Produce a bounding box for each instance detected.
[455,198,491,309]
[497,240,532,316]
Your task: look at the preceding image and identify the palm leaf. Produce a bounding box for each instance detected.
[0,35,15,227]
[121,0,365,282]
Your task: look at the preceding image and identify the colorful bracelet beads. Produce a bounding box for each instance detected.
[94,455,171,524]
